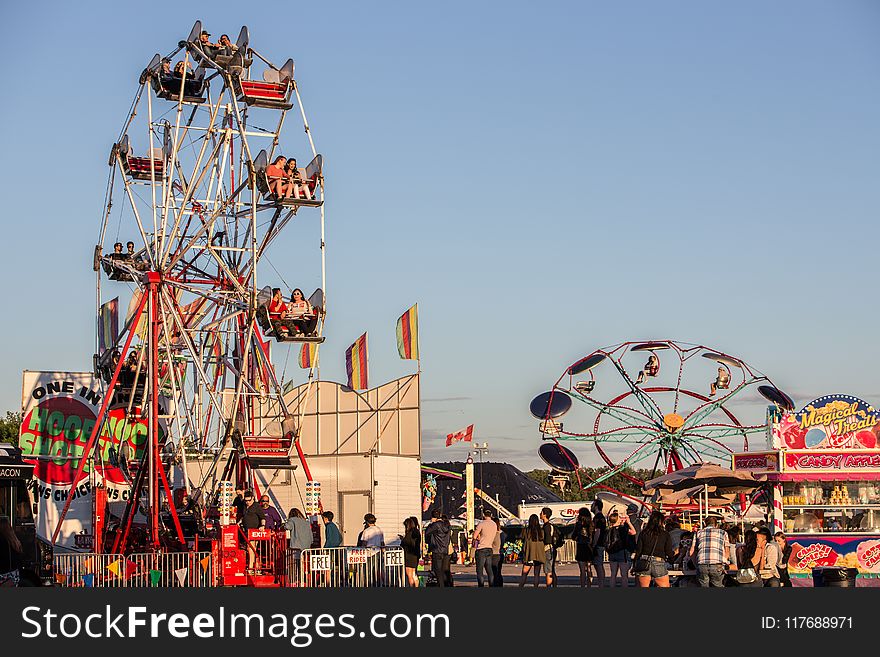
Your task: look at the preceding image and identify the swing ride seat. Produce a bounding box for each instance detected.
[140,53,208,104]
[114,136,166,182]
[183,23,252,72]
[248,150,323,208]
[574,380,595,394]
[124,155,165,181]
[256,304,326,344]
[232,59,295,109]
[241,435,298,469]
[102,254,138,281]
[234,78,294,110]
[275,332,325,344]
[153,74,208,104]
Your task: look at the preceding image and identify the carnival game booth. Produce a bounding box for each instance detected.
[733,394,880,585]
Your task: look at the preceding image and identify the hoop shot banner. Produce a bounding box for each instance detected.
[345,333,368,390]
[446,424,474,447]
[18,371,164,550]
[396,304,419,360]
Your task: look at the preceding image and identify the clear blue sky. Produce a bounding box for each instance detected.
[1,1,878,471]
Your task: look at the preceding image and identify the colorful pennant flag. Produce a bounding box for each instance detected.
[150,570,162,587]
[98,297,119,355]
[82,573,95,587]
[126,288,149,341]
[396,304,419,361]
[55,573,67,585]
[200,555,211,573]
[107,559,122,577]
[345,333,368,390]
[299,342,317,369]
[174,567,188,587]
[282,378,296,396]
[446,424,474,447]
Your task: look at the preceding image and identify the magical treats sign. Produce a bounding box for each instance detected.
[772,395,879,450]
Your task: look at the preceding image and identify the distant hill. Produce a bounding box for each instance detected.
[422,461,562,520]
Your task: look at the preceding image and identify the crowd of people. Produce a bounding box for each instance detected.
[192,486,797,588]
[509,501,793,588]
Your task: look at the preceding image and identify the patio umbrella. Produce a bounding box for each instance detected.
[643,463,766,522]
[643,463,766,495]
[653,484,738,506]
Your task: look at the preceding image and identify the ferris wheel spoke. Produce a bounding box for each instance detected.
[157,295,200,452]
[159,286,228,425]
[681,441,734,462]
[590,443,662,485]
[566,428,661,443]
[577,394,658,429]
[684,425,765,441]
[607,359,664,422]
[680,380,753,431]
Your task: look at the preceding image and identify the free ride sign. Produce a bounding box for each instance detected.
[309,553,331,571]
[384,550,404,568]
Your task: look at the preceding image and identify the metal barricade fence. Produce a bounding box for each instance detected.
[126,551,214,587]
[53,552,214,588]
[54,552,128,588]
[298,547,406,588]
[284,548,303,587]
[556,539,577,563]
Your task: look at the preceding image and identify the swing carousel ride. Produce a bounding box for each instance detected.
[530,340,796,495]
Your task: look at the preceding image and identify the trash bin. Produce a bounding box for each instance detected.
[812,567,858,587]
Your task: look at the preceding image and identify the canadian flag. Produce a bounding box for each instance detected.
[446,424,474,447]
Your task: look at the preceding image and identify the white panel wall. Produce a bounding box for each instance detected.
[373,455,421,546]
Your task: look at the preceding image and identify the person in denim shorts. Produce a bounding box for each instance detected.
[633,511,677,588]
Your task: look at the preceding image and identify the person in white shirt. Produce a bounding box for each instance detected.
[286,288,318,337]
[357,513,385,547]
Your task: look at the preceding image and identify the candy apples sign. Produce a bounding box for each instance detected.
[771,395,879,450]
[786,536,880,577]
[790,541,839,570]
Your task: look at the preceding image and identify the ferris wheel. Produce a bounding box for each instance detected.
[57,21,326,551]
[530,339,795,491]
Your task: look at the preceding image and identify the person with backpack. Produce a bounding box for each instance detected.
[518,514,546,588]
[424,509,452,587]
[606,509,637,587]
[573,508,594,587]
[540,507,562,588]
